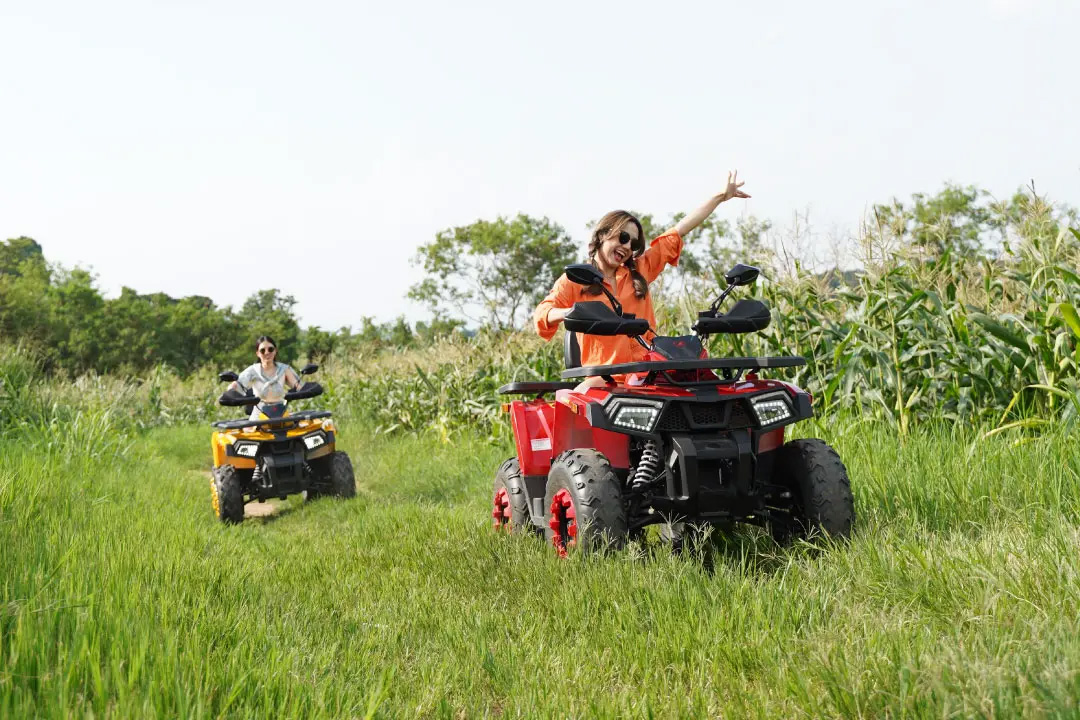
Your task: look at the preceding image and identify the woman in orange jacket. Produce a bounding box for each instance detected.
[533,171,750,387]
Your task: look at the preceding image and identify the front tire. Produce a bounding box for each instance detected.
[771,439,854,541]
[329,451,356,498]
[211,465,244,524]
[544,450,627,556]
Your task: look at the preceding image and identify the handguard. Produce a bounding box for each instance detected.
[692,299,771,335]
[217,382,323,407]
[563,301,650,337]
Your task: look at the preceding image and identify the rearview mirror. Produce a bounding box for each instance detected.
[218,371,238,383]
[565,263,604,287]
[300,363,319,375]
[725,263,760,287]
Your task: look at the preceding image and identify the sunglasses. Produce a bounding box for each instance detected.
[258,346,276,354]
[616,230,638,246]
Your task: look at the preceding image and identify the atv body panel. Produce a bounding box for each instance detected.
[209,370,354,514]
[500,363,814,533]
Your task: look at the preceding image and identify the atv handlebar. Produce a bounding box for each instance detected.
[692,299,771,334]
[563,301,651,337]
[217,382,324,407]
[559,261,769,340]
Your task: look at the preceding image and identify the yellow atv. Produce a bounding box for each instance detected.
[209,363,355,523]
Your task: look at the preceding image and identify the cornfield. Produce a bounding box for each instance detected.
[3,195,1076,443]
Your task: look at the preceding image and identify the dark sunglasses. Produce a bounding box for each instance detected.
[617,230,635,245]
[258,346,276,354]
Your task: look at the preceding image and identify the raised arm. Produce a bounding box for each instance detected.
[671,170,750,238]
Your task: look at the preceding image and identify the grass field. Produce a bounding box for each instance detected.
[3,417,1079,718]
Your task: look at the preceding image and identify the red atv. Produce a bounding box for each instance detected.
[493,263,854,555]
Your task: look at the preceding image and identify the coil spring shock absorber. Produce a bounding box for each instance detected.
[631,440,661,490]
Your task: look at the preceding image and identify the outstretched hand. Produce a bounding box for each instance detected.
[719,170,750,202]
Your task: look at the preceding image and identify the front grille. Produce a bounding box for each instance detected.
[729,402,754,429]
[655,401,754,432]
[657,406,691,432]
[690,404,723,425]
[267,439,303,455]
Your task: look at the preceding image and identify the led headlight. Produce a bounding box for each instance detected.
[611,401,663,432]
[234,442,258,458]
[751,392,792,426]
[303,432,326,450]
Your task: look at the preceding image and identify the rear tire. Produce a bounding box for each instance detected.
[329,451,356,498]
[544,450,627,556]
[493,458,539,536]
[771,439,854,541]
[211,465,244,524]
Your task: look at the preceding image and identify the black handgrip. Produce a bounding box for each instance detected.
[285,382,324,401]
[562,301,650,337]
[218,388,256,407]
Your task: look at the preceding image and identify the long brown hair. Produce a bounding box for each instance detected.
[585,210,648,299]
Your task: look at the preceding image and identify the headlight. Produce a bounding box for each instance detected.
[234,442,258,458]
[610,400,663,432]
[751,392,792,425]
[303,432,326,450]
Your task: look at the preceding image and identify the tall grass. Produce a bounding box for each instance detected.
[3,419,1079,717]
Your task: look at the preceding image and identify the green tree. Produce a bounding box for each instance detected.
[415,316,465,344]
[240,289,301,358]
[408,214,577,331]
[872,184,993,260]
[46,268,105,370]
[0,238,52,352]
[0,237,45,277]
[387,316,415,348]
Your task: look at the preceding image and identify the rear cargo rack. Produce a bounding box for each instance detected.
[211,410,332,430]
[560,356,805,384]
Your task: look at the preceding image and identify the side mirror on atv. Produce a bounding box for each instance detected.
[565,263,605,287]
[563,263,624,316]
[218,371,239,383]
[704,263,762,316]
[724,263,760,287]
[300,363,319,375]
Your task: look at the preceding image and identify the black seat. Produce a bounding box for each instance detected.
[692,299,771,334]
[564,329,581,369]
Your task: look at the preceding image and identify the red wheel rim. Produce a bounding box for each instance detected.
[492,487,512,531]
[548,488,577,558]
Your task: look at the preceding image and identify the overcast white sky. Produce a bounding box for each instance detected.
[2,0,1077,329]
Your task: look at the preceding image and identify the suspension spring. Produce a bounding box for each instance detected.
[631,440,661,489]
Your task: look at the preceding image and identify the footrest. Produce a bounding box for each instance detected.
[497,381,578,396]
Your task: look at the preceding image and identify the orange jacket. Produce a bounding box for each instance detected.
[533,230,684,368]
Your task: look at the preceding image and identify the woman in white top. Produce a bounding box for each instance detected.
[228,335,302,420]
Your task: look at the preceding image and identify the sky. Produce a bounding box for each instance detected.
[2,0,1077,330]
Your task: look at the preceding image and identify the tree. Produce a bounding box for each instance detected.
[240,289,301,356]
[871,184,993,260]
[0,237,45,277]
[408,214,578,331]
[386,316,415,348]
[303,327,337,362]
[0,238,52,350]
